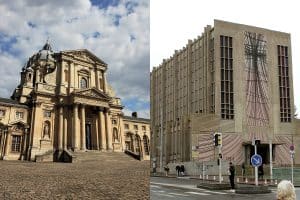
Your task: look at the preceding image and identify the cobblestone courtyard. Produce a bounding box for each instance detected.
[0,152,150,200]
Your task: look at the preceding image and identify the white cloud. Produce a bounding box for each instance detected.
[0,0,149,117]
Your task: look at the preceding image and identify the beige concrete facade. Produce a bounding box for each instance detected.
[151,20,299,169]
[0,41,150,161]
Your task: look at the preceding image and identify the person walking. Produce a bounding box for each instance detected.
[241,162,245,177]
[180,165,185,176]
[258,164,264,180]
[229,162,235,190]
[277,180,296,200]
[175,165,180,176]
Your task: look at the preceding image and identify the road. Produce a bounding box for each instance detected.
[151,176,300,200]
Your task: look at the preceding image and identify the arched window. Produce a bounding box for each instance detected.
[80,77,88,89]
[143,135,150,155]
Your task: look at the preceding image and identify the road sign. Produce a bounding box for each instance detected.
[251,154,262,167]
[290,145,294,151]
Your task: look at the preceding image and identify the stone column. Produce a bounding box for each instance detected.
[63,108,68,150]
[99,109,106,150]
[140,135,145,160]
[103,72,107,93]
[80,105,86,150]
[73,104,79,150]
[21,128,28,160]
[4,130,11,158]
[0,130,3,158]
[58,106,63,150]
[94,115,99,150]
[105,110,112,150]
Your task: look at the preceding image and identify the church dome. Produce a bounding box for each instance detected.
[36,40,55,62]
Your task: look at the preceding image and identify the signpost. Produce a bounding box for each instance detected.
[214,132,222,183]
[290,145,295,184]
[251,139,262,186]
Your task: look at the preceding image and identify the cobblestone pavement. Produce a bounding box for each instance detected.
[0,152,150,200]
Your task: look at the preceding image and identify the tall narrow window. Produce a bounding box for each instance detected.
[278,45,291,122]
[64,70,69,82]
[11,135,21,152]
[80,77,88,89]
[220,35,234,119]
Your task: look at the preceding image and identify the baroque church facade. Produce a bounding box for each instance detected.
[0,41,150,161]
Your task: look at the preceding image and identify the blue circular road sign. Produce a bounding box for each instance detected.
[251,154,262,167]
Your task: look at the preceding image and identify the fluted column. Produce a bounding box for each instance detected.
[80,105,86,150]
[58,106,63,150]
[63,108,68,150]
[105,110,112,150]
[73,104,79,150]
[99,109,106,150]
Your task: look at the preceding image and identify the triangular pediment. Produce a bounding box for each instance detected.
[62,49,107,66]
[72,88,111,101]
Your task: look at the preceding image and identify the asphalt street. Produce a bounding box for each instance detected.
[150,176,300,200]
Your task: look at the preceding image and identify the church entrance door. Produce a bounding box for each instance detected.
[86,124,92,150]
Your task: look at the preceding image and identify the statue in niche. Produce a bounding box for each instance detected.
[43,122,50,139]
[113,128,119,143]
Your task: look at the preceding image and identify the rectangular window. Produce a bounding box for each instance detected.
[0,109,5,117]
[220,35,234,119]
[278,45,291,122]
[112,119,117,124]
[124,124,129,129]
[44,110,51,118]
[134,125,138,130]
[11,135,21,152]
[142,126,146,131]
[16,111,24,120]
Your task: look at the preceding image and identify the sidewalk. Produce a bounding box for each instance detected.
[152,173,279,188]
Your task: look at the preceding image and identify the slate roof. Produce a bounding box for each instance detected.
[123,115,150,123]
[0,97,28,108]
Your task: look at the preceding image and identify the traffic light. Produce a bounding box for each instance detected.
[214,133,222,146]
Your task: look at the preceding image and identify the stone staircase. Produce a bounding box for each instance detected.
[72,151,136,162]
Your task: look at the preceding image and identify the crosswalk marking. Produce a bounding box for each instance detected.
[168,193,189,197]
[157,193,175,198]
[150,185,160,188]
[185,191,210,196]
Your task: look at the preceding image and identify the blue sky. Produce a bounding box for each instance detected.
[0,0,150,118]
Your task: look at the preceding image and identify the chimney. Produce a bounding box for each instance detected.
[132,112,137,118]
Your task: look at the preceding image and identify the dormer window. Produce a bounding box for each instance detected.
[80,77,88,89]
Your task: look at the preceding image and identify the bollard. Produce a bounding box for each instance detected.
[275,180,278,185]
[237,177,239,183]
[221,176,223,181]
[264,179,267,185]
[245,178,248,183]
[206,175,209,180]
[200,174,202,179]
[213,176,216,180]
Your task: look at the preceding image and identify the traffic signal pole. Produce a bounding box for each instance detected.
[254,144,258,186]
[219,145,222,183]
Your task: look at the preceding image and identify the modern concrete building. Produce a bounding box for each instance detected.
[150,20,300,169]
[0,41,150,161]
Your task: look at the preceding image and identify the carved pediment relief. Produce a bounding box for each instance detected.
[72,88,111,101]
[62,49,107,66]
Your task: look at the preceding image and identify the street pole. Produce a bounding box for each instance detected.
[219,145,222,183]
[269,140,273,181]
[254,144,258,186]
[291,152,294,184]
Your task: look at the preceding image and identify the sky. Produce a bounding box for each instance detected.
[0,0,149,118]
[151,0,300,117]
